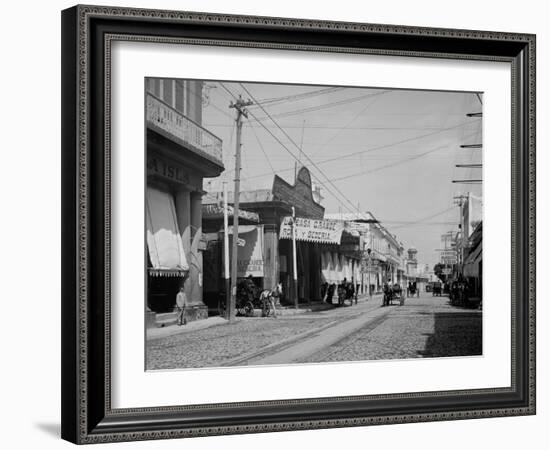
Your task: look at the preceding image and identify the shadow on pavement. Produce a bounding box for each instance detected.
[418,311,482,358]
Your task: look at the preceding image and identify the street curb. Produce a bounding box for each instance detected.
[146,316,227,341]
[147,295,384,341]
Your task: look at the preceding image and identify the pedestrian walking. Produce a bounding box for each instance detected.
[321,282,329,303]
[382,279,391,306]
[176,281,188,326]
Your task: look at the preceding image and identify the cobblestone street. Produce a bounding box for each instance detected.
[147,313,338,370]
[303,294,482,363]
[146,293,481,370]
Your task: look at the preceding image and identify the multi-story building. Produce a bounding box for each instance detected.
[202,167,363,306]
[326,211,405,293]
[145,79,225,326]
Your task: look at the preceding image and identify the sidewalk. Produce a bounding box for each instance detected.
[147,302,333,341]
[270,292,383,315]
[147,294,384,342]
[147,316,227,341]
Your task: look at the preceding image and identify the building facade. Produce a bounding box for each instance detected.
[146,79,225,325]
[326,212,405,293]
[201,167,362,306]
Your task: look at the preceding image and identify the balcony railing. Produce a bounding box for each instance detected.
[146,93,223,165]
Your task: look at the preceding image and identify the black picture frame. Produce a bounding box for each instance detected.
[61,5,536,444]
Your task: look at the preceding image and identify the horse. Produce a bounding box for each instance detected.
[259,283,283,317]
[383,283,402,306]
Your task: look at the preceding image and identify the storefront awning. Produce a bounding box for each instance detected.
[385,254,401,266]
[225,225,264,277]
[371,251,386,262]
[279,216,345,244]
[226,225,259,235]
[202,204,259,223]
[146,187,188,276]
[463,243,482,277]
[464,243,482,265]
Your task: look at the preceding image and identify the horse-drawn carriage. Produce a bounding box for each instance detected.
[407,281,419,297]
[383,283,404,306]
[337,282,356,306]
[218,279,282,318]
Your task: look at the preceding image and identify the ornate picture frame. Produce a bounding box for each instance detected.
[61,5,535,444]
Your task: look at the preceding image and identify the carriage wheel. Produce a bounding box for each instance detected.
[244,301,255,317]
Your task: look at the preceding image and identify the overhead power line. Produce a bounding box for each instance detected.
[220,82,351,211]
[252,90,390,121]
[252,86,346,107]
[243,118,481,182]
[243,129,481,182]
[246,121,276,176]
[238,82,364,215]
[327,144,449,183]
[390,206,456,230]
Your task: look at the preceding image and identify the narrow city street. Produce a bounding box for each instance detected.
[146,292,481,370]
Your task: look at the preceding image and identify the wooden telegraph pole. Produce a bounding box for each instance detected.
[228,95,253,323]
[222,181,230,316]
[291,206,299,309]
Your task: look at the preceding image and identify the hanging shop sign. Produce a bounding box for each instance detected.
[226,225,265,277]
[280,217,344,244]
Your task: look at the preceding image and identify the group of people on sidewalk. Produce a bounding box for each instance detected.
[321,278,359,306]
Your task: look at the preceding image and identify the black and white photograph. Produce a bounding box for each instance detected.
[145,79,483,370]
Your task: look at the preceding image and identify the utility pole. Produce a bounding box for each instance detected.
[222,181,230,317]
[291,206,299,309]
[453,194,468,269]
[228,96,253,323]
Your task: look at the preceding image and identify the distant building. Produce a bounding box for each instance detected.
[406,247,418,274]
[325,211,405,293]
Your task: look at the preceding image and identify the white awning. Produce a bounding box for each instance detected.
[146,187,188,276]
[344,256,351,281]
[321,252,333,283]
[225,225,265,277]
[226,225,259,235]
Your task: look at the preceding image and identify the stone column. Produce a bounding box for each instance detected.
[190,192,203,307]
[263,224,279,291]
[175,189,207,322]
[175,189,191,299]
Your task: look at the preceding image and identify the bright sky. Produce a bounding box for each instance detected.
[198,81,482,269]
